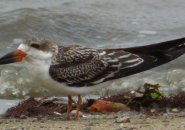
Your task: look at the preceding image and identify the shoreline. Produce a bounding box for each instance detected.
[1,112,185,130]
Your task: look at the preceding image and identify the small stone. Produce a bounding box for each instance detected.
[31,118,38,122]
[70,110,83,117]
[20,115,27,119]
[115,116,130,123]
[119,123,124,128]
[150,109,156,113]
[170,108,179,113]
[40,120,45,123]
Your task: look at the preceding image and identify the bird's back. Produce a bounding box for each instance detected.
[49,37,185,87]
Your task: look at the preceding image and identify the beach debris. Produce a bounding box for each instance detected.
[142,83,164,99]
[104,83,165,110]
[4,97,68,118]
[3,83,185,118]
[53,111,62,116]
[88,100,130,112]
[133,83,164,107]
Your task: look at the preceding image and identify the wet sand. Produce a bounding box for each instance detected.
[1,112,185,130]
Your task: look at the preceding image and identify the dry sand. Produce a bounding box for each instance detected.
[0,112,185,130]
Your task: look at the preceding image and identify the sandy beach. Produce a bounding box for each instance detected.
[1,111,185,130]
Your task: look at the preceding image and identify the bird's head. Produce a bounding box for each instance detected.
[0,37,58,65]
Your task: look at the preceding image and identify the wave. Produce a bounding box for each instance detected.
[0,0,185,98]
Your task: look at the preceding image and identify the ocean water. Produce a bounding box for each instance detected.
[1,0,185,113]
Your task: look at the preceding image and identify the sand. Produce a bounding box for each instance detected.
[0,112,185,130]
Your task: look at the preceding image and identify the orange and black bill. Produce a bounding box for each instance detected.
[0,50,26,65]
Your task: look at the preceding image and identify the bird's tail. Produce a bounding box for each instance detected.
[106,37,185,78]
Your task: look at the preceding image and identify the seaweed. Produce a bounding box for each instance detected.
[3,83,185,118]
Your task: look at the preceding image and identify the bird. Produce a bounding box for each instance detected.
[0,37,185,120]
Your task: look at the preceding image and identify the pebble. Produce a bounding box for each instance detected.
[70,110,83,117]
[40,120,45,123]
[40,126,45,128]
[119,123,124,128]
[170,108,179,113]
[115,116,130,123]
[150,109,156,113]
[31,118,39,122]
[20,115,27,119]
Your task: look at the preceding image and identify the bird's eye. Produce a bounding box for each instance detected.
[30,44,40,49]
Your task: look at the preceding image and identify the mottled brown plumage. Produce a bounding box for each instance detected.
[22,37,185,87]
[49,46,143,86]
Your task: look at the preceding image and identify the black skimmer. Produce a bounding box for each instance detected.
[0,37,185,120]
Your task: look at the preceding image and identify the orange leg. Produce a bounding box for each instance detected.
[74,95,82,120]
[66,96,72,120]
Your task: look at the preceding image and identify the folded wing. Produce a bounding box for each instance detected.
[49,37,185,87]
[49,46,144,87]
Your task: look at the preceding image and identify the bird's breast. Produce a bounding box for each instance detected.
[26,63,102,96]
